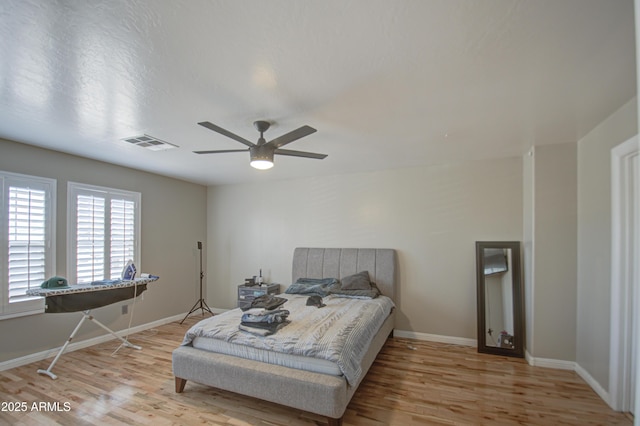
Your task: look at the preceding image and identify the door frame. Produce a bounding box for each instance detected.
[609,135,639,413]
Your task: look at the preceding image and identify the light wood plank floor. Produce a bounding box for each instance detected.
[0,316,632,425]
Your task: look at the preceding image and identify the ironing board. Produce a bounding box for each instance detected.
[26,277,158,379]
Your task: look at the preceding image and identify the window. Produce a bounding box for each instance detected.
[0,172,55,319]
[67,183,140,284]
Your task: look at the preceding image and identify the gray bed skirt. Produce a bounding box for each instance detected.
[173,311,394,421]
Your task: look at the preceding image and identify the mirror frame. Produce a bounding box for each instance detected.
[476,241,525,358]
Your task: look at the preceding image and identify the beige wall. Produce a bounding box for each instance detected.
[0,139,207,362]
[531,142,578,361]
[206,157,523,340]
[576,97,637,389]
[522,150,535,354]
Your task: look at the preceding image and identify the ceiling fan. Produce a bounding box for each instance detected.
[194,120,327,170]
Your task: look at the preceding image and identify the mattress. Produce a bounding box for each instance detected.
[192,335,342,375]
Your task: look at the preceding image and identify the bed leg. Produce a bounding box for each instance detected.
[327,416,343,426]
[175,377,187,393]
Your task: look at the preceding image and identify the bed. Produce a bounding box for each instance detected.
[172,247,397,426]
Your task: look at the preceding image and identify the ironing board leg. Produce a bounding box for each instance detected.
[37,310,141,380]
[37,312,89,380]
[87,314,142,350]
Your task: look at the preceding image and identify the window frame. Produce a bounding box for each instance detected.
[0,171,55,319]
[67,182,141,285]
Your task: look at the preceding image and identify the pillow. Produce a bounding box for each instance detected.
[340,271,371,290]
[329,282,381,299]
[285,278,340,297]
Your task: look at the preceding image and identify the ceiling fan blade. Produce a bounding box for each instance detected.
[275,148,327,159]
[193,149,248,154]
[198,121,255,147]
[268,125,317,149]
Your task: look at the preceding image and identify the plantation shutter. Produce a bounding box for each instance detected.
[68,182,140,285]
[110,199,135,279]
[7,186,47,301]
[76,194,105,283]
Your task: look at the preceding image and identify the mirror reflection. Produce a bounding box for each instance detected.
[483,248,514,349]
[476,241,524,358]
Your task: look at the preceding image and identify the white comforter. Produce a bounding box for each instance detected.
[182,294,394,385]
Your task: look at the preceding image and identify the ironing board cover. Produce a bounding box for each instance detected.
[26,277,158,313]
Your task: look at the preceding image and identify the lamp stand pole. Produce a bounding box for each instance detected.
[181,241,213,324]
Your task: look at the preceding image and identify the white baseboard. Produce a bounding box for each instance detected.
[574,363,612,408]
[0,312,188,372]
[526,355,576,370]
[393,329,477,347]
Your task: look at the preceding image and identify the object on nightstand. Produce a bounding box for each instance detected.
[237,283,280,309]
[244,277,256,286]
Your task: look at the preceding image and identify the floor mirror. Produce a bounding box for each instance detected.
[475,241,525,358]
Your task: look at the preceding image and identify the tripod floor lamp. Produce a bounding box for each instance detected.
[181,241,213,324]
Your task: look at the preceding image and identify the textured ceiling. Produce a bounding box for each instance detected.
[0,0,636,185]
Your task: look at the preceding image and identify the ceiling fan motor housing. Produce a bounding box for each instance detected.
[253,120,271,134]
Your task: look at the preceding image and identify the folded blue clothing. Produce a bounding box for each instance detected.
[91,279,123,286]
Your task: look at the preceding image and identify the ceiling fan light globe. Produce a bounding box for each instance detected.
[250,145,275,170]
[250,159,274,170]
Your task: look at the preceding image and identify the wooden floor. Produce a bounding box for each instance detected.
[0,316,632,425]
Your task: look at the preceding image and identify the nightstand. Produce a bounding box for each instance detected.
[237,283,280,310]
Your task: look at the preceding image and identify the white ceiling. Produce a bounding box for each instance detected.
[0,0,636,186]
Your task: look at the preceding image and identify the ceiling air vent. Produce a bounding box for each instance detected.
[121,134,178,151]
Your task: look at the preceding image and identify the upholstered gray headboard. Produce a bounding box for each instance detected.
[292,248,397,300]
